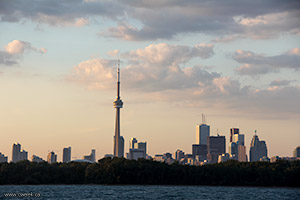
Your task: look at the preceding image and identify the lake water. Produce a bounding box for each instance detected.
[0,185,299,200]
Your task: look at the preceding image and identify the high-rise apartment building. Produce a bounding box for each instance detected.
[249,132,268,162]
[293,146,300,158]
[0,152,8,163]
[12,143,28,163]
[175,149,185,161]
[47,151,57,164]
[207,136,226,163]
[63,147,71,163]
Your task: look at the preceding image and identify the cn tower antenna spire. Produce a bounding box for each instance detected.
[117,59,120,98]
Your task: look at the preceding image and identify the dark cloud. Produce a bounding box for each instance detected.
[0,0,123,26]
[108,0,300,40]
[234,48,300,76]
[1,0,299,40]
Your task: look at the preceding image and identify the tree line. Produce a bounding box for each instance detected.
[0,158,299,187]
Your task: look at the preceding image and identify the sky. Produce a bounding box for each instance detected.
[0,0,300,162]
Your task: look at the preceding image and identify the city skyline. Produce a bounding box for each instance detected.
[0,1,299,160]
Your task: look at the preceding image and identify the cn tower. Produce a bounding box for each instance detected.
[113,59,124,157]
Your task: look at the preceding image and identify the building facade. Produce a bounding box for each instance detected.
[83,149,96,162]
[207,136,226,163]
[12,143,28,163]
[47,151,57,164]
[63,147,71,163]
[294,146,300,158]
[0,153,8,163]
[249,134,268,162]
[196,124,210,145]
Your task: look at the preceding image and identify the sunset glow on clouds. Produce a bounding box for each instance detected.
[0,0,299,160]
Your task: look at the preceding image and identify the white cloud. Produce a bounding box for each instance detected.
[0,40,47,66]
[67,41,300,117]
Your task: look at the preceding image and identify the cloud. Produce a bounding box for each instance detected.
[105,0,300,41]
[1,0,299,40]
[0,40,47,66]
[69,43,216,91]
[269,79,293,87]
[0,0,123,26]
[234,48,300,76]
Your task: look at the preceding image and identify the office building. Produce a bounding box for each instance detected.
[12,143,28,163]
[63,147,71,163]
[230,128,239,142]
[238,145,247,162]
[128,138,147,160]
[113,60,125,158]
[249,131,268,162]
[130,138,138,149]
[47,151,57,164]
[0,152,8,163]
[83,149,96,162]
[233,134,245,146]
[129,149,145,160]
[196,124,210,145]
[207,136,226,163]
[294,146,300,158]
[192,144,207,161]
[196,115,210,145]
[229,142,238,156]
[229,129,247,162]
[31,155,44,163]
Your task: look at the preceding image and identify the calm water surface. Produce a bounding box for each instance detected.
[0,185,299,200]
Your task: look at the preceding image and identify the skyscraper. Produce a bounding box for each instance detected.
[12,143,21,163]
[130,138,137,149]
[63,147,71,163]
[196,114,210,145]
[128,138,147,160]
[230,128,239,142]
[207,136,226,163]
[47,151,57,164]
[175,149,185,161]
[249,131,268,162]
[113,60,124,158]
[12,142,28,163]
[294,146,300,158]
